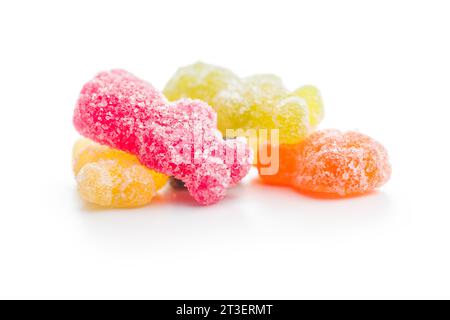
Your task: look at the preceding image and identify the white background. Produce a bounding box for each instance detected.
[0,0,449,300]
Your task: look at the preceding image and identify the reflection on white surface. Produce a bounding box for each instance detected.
[75,169,393,251]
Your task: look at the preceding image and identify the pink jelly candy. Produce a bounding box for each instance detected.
[73,70,252,205]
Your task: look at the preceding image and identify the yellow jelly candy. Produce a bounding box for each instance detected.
[163,62,324,144]
[73,138,168,208]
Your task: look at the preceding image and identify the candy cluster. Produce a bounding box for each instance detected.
[72,64,391,208]
[73,70,252,206]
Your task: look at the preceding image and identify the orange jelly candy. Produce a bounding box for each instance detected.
[257,129,391,196]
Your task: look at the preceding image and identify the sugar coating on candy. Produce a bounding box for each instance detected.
[73,138,168,190]
[163,62,324,144]
[73,138,168,208]
[257,130,391,196]
[73,70,252,205]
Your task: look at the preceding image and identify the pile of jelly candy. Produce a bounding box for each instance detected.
[74,70,252,206]
[72,64,391,208]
